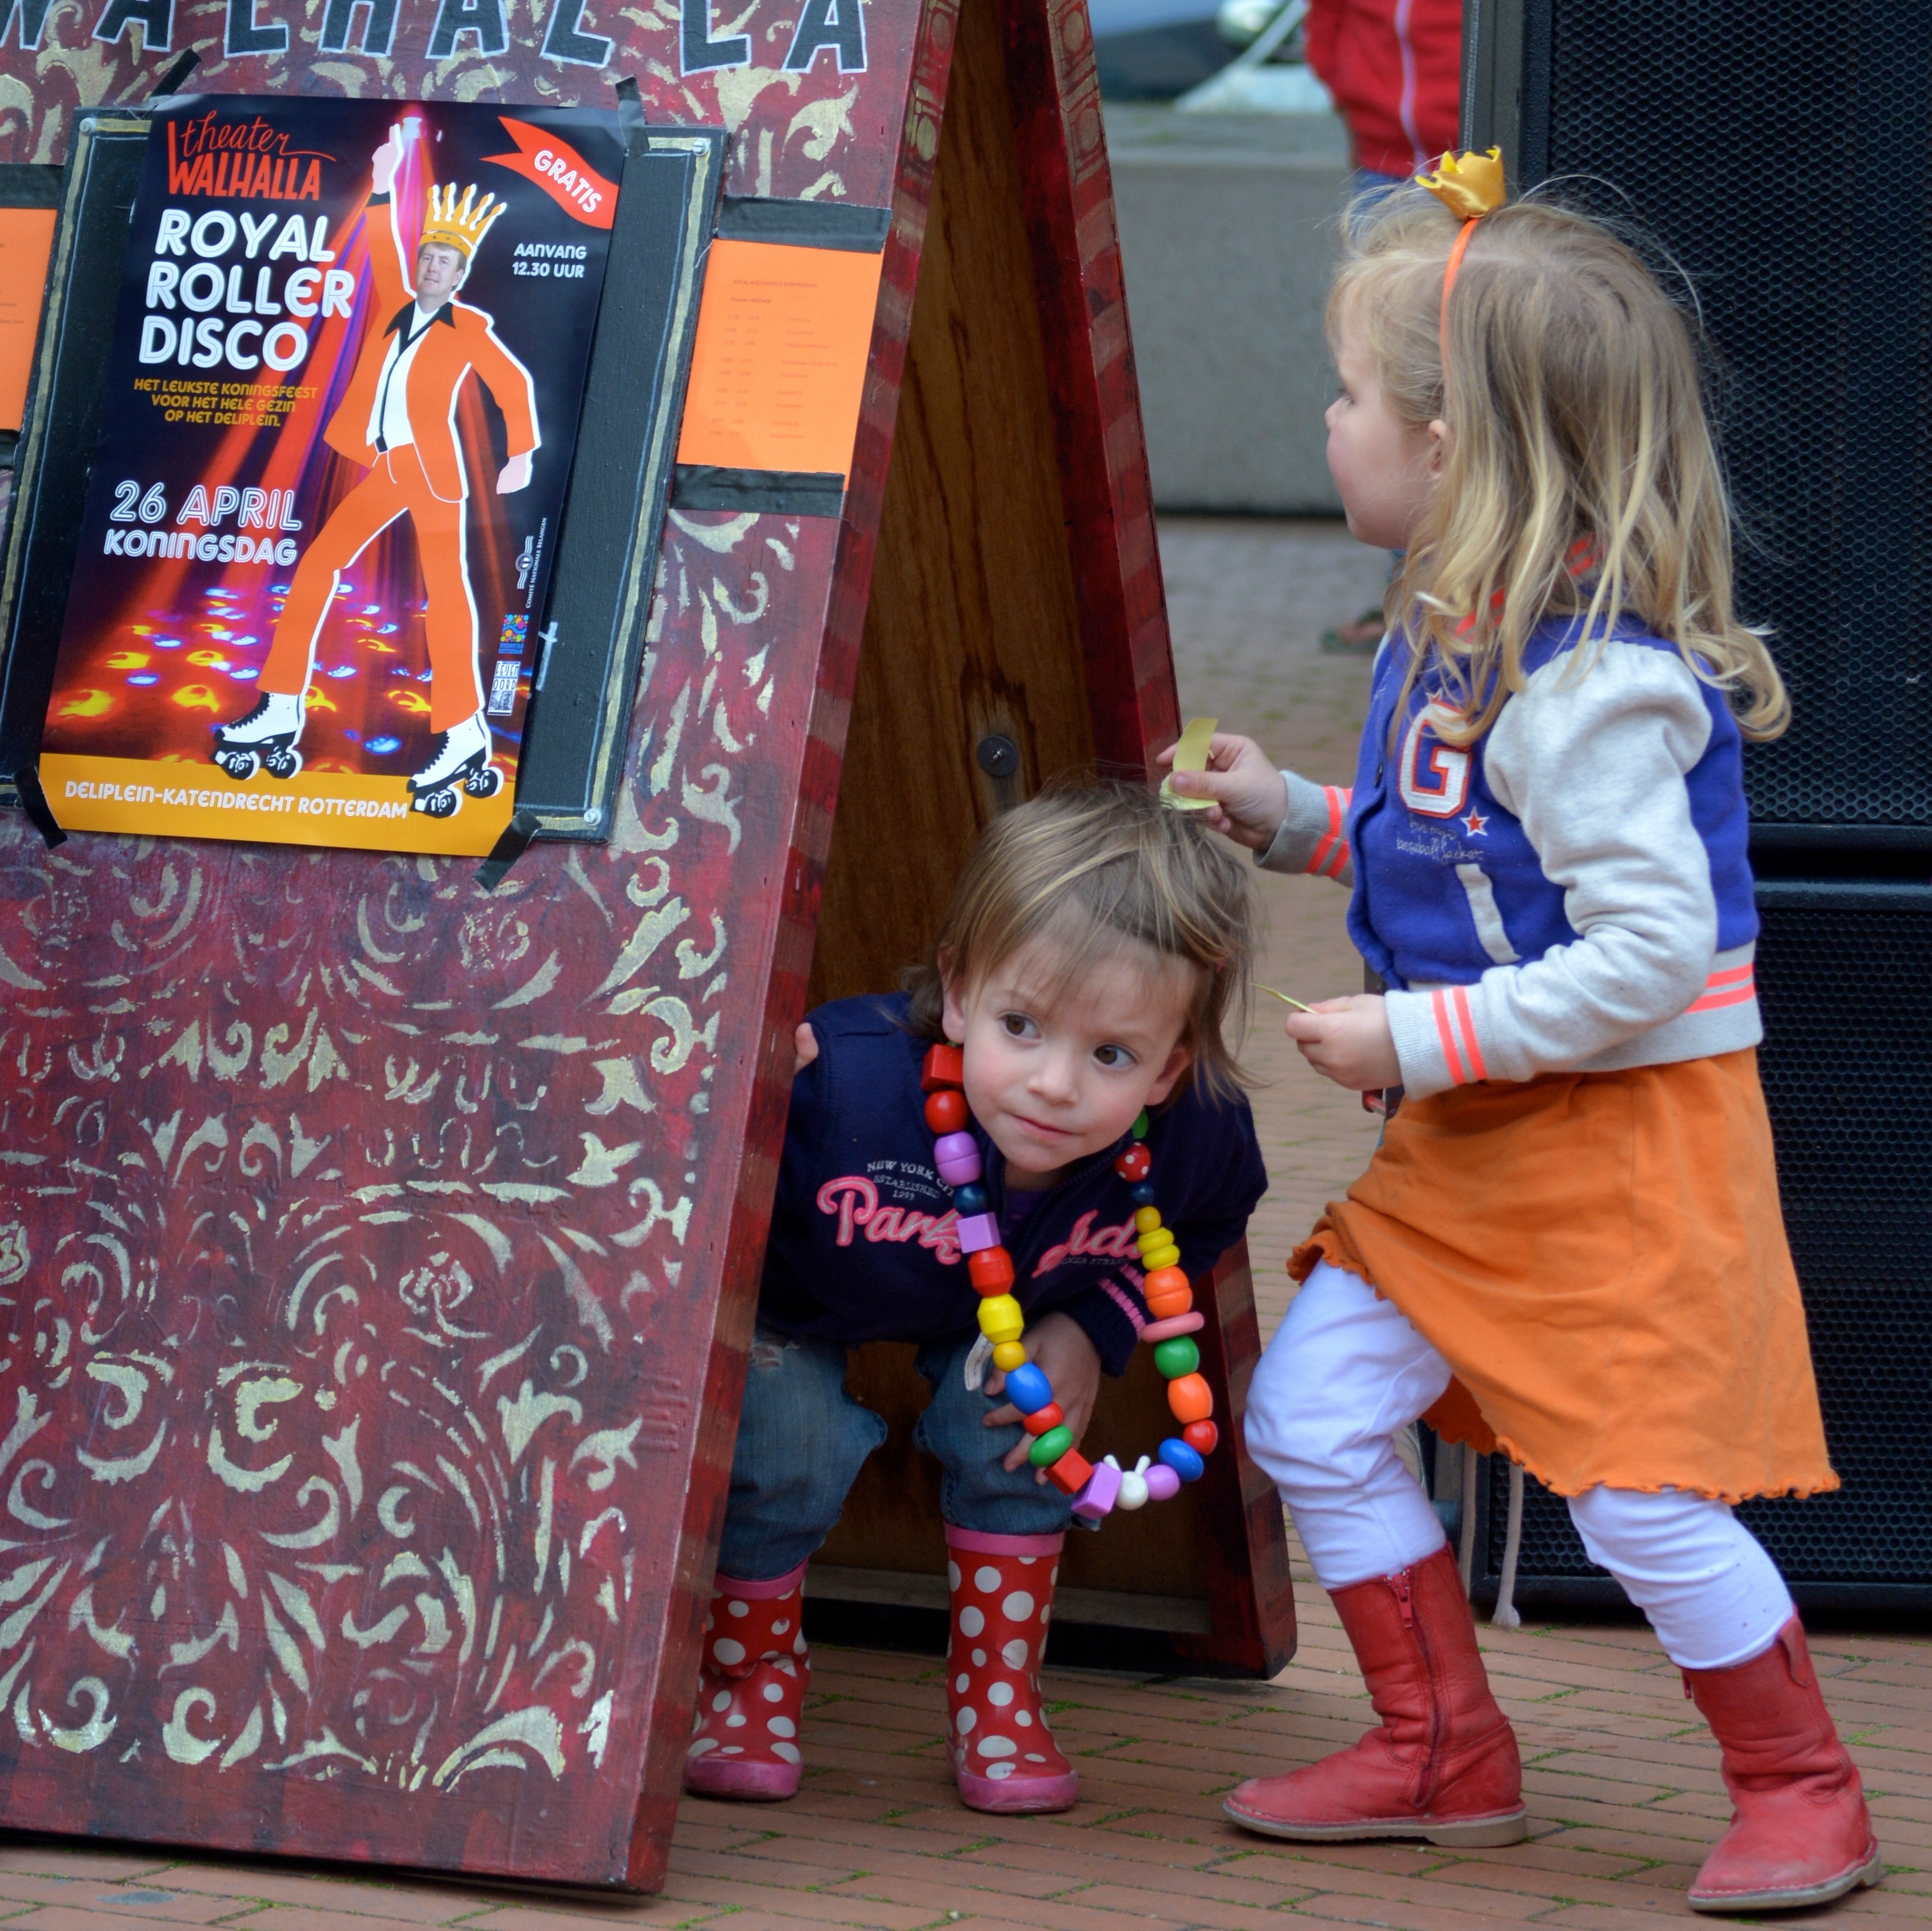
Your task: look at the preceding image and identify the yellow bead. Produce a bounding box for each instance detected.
[1134,1206,1163,1234]
[1142,1242,1180,1272]
[992,1341,1026,1372]
[1137,1229,1169,1254]
[977,1294,1024,1344]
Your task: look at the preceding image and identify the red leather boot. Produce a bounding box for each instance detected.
[1224,1542,1527,1846]
[683,1561,810,1800]
[945,1527,1079,1814]
[1683,1618,1883,1912]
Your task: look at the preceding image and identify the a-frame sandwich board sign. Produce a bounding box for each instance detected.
[0,0,1295,1889]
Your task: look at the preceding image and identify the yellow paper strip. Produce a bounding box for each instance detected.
[39,751,512,856]
[1255,983,1312,1013]
[1159,714,1217,811]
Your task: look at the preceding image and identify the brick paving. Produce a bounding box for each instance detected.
[0,519,1924,1925]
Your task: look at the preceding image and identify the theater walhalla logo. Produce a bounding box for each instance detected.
[162,112,335,203]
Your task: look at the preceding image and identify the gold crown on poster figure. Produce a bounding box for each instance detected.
[1416,145,1507,220]
[421,182,506,262]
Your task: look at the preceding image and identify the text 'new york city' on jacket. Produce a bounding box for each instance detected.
[1259,620,1764,1100]
[758,993,1270,1377]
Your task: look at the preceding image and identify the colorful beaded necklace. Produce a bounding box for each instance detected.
[921,1041,1219,1525]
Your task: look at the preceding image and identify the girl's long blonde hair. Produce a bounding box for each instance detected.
[1332,189,1788,743]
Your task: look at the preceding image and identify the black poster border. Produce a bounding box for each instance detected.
[513,118,723,838]
[0,103,725,849]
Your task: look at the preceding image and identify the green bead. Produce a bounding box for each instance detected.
[1153,1336,1200,1379]
[1132,1110,1150,1140]
[1027,1424,1075,1468]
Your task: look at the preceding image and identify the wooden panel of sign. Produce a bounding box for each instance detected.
[802,0,1293,1677]
[0,0,1293,1889]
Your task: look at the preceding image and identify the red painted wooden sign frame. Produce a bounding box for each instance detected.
[0,0,1294,1889]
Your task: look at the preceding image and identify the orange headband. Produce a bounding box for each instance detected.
[1415,146,1506,373]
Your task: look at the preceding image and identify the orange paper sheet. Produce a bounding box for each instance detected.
[0,208,55,433]
[676,238,882,480]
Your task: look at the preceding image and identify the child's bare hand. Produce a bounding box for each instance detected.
[1284,994,1402,1091]
[983,1312,1101,1478]
[1154,732,1289,850]
[792,1023,818,1077]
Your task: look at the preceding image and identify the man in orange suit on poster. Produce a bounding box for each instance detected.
[213,120,540,817]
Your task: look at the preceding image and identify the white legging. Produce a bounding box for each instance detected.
[1246,1261,1795,1671]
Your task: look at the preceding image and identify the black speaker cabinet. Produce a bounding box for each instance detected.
[1467,881,1932,1616]
[1463,0,1932,851]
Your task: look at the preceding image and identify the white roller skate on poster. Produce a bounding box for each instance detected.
[408,710,502,819]
[212,691,306,783]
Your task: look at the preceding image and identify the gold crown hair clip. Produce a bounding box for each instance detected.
[1416,145,1506,221]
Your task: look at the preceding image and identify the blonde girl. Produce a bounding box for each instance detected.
[1166,176,1882,1911]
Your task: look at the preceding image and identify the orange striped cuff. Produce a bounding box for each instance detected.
[1429,985,1487,1084]
[1686,961,1756,1014]
[1306,786,1353,880]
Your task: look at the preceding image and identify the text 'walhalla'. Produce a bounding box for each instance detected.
[165,116,332,201]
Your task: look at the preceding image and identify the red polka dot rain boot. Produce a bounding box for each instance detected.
[945,1526,1078,1814]
[683,1560,810,1800]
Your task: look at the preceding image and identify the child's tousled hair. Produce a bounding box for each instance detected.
[903,779,1256,1105]
[1330,187,1789,744]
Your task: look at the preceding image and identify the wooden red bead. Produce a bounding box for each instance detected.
[1113,1144,1152,1182]
[1047,1449,1093,1495]
[967,1247,1014,1294]
[1183,1419,1219,1455]
[920,1043,965,1093]
[1022,1403,1065,1436]
[924,1088,968,1134]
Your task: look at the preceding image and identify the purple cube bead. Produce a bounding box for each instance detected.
[956,1212,1000,1254]
[1071,1460,1121,1521]
[1144,1462,1183,1504]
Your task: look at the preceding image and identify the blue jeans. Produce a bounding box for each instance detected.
[718,1328,1073,1581]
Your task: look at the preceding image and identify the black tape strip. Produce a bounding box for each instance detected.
[716,197,891,253]
[670,465,845,516]
[0,163,61,209]
[16,766,67,849]
[475,807,540,890]
[147,48,201,99]
[613,74,645,150]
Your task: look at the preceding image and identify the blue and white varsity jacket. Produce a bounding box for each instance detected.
[1259,621,1763,1100]
[759,994,1268,1375]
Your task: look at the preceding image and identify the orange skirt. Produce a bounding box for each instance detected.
[1292,1049,1836,1504]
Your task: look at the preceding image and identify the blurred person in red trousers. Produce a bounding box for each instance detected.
[1305,0,1461,186]
[1306,0,1463,650]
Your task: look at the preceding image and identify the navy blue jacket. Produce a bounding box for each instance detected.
[758,994,1269,1375]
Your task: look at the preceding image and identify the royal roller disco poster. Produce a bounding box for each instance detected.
[36,96,620,855]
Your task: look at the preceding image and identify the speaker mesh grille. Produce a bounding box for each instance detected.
[1484,895,1932,1589]
[1543,1,1932,830]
